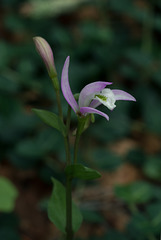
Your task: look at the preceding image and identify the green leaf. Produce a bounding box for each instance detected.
[146,203,161,234]
[127,213,152,238]
[48,178,82,233]
[32,109,67,136]
[127,148,146,167]
[92,149,121,171]
[143,156,161,181]
[0,228,20,240]
[115,181,153,204]
[65,164,101,180]
[82,210,104,223]
[0,177,18,212]
[142,88,161,134]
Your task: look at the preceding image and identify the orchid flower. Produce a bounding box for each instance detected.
[61,56,136,121]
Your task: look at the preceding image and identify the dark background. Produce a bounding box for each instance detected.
[0,0,161,239]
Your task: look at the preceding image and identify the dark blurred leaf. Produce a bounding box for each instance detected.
[143,156,161,181]
[127,213,153,239]
[154,16,161,31]
[82,210,104,223]
[105,230,128,240]
[0,95,22,117]
[108,0,148,22]
[90,110,131,142]
[152,67,161,87]
[0,228,20,240]
[0,113,37,143]
[118,64,138,80]
[7,152,40,169]
[0,41,10,70]
[92,149,122,171]
[14,138,45,159]
[17,58,36,76]
[125,49,153,68]
[0,76,19,93]
[126,148,146,167]
[30,0,89,18]
[142,88,161,134]
[146,203,161,234]
[80,22,113,43]
[2,0,20,6]
[4,15,26,32]
[0,177,18,212]
[0,213,19,228]
[115,181,153,204]
[90,230,127,240]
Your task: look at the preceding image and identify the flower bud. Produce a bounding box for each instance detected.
[33,36,57,78]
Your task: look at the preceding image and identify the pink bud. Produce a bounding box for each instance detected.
[33,36,57,78]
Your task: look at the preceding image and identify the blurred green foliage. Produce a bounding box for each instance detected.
[1,0,161,239]
[0,177,18,212]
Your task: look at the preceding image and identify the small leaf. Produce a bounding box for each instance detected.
[65,164,101,180]
[48,178,82,233]
[0,177,18,212]
[32,109,67,136]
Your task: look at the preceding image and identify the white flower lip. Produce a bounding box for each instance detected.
[94,88,116,110]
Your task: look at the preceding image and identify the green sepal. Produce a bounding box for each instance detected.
[65,164,101,180]
[91,113,95,123]
[32,108,67,136]
[48,178,82,234]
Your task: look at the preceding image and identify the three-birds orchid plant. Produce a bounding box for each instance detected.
[33,36,136,240]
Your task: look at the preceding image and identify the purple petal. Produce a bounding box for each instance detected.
[61,56,79,112]
[79,81,112,108]
[112,90,136,101]
[80,107,109,121]
[89,99,101,108]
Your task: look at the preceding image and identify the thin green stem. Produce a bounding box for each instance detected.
[66,175,73,240]
[51,75,72,239]
[73,117,86,164]
[51,76,63,121]
[64,105,71,165]
[64,105,72,239]
[55,89,63,121]
[141,3,154,83]
[66,105,71,134]
[64,137,71,165]
[141,3,153,54]
[50,73,76,240]
[74,131,81,164]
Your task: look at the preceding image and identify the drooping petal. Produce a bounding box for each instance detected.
[79,81,112,108]
[61,56,79,112]
[80,107,109,121]
[112,90,136,101]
